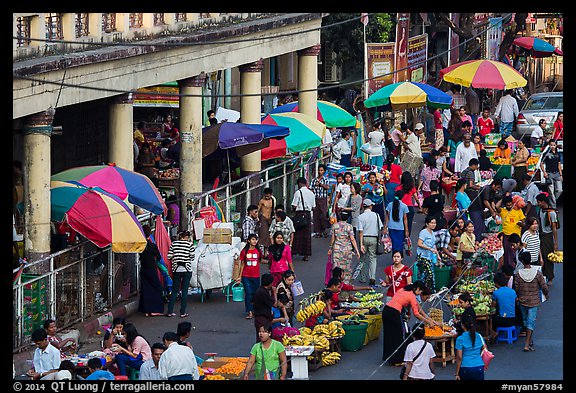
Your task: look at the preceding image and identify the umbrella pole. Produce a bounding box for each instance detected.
[226,150,232,185]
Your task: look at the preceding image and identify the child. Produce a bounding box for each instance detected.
[476,108,494,140]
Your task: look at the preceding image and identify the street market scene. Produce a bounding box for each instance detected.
[12,12,564,383]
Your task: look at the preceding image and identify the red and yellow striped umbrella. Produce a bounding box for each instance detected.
[440,59,527,90]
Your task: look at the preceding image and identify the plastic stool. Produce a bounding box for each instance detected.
[127,367,140,380]
[496,326,518,344]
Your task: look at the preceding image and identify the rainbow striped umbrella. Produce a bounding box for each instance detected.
[363,81,453,111]
[52,163,167,215]
[260,112,326,160]
[268,100,358,128]
[440,59,527,90]
[51,181,146,253]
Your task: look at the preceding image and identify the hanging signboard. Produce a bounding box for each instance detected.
[366,43,396,97]
[407,34,428,83]
[486,17,503,61]
[394,13,411,83]
[133,85,180,108]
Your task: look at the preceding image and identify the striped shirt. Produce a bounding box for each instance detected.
[521,230,541,264]
[167,240,195,273]
[242,216,258,241]
[310,175,330,199]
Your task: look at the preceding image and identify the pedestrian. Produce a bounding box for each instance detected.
[520,174,540,220]
[384,189,410,254]
[494,89,519,138]
[460,158,486,239]
[536,193,559,285]
[513,251,549,352]
[357,198,384,286]
[382,280,440,366]
[291,177,316,261]
[521,217,543,267]
[164,196,180,238]
[235,234,262,320]
[395,171,421,236]
[166,230,195,318]
[112,322,151,376]
[454,314,488,380]
[472,134,484,155]
[276,270,296,326]
[434,220,460,266]
[421,180,446,230]
[252,273,281,343]
[457,220,478,267]
[389,123,406,157]
[383,250,413,303]
[401,122,423,178]
[257,188,275,251]
[161,114,174,138]
[205,110,216,127]
[458,107,474,129]
[242,322,288,380]
[418,156,442,200]
[476,107,495,140]
[334,171,353,216]
[26,328,61,380]
[268,210,294,246]
[433,107,444,150]
[401,326,436,380]
[367,123,385,167]
[454,133,478,176]
[552,112,563,141]
[340,181,363,234]
[139,342,166,380]
[138,225,165,317]
[511,139,529,192]
[416,216,440,291]
[267,232,294,287]
[455,178,471,221]
[310,164,331,238]
[158,331,199,380]
[539,140,563,208]
[85,358,115,380]
[241,204,259,242]
[531,119,546,148]
[496,195,525,271]
[488,272,518,343]
[382,153,403,207]
[333,129,352,167]
[361,171,386,224]
[447,123,464,172]
[328,211,360,285]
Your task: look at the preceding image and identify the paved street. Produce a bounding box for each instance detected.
[14,207,563,381]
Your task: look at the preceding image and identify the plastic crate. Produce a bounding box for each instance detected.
[362,314,382,345]
[492,164,512,180]
[434,266,452,292]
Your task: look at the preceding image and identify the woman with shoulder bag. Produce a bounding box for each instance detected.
[328,211,360,285]
[243,323,287,380]
[402,326,436,380]
[455,315,489,380]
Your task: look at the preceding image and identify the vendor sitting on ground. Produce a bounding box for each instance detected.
[325,273,373,316]
[43,319,77,355]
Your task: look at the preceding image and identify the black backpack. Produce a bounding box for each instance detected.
[543,208,560,230]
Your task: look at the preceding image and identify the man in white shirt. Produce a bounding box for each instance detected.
[357,199,384,286]
[367,124,385,167]
[27,328,61,380]
[158,332,199,380]
[400,122,423,179]
[139,342,166,380]
[402,326,436,380]
[454,133,478,175]
[332,130,352,167]
[291,177,317,261]
[494,89,519,138]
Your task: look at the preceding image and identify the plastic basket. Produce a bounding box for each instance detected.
[492,164,512,180]
[362,314,382,345]
[340,322,368,352]
[434,266,452,292]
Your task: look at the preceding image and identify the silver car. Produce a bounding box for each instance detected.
[514,92,563,142]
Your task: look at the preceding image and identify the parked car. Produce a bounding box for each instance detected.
[514,92,563,142]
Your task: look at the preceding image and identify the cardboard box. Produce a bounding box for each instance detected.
[202,228,233,244]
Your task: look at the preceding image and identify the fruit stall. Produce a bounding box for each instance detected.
[422,315,458,368]
[154,167,180,195]
[198,356,248,380]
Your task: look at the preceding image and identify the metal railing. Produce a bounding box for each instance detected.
[12,145,332,353]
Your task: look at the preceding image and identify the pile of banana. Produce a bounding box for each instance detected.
[295,300,326,322]
[311,321,345,338]
[281,333,330,351]
[320,351,341,366]
[547,251,563,263]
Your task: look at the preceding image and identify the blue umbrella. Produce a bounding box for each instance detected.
[202,121,290,158]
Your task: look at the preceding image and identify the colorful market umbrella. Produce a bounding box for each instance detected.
[50,181,146,253]
[269,100,358,128]
[202,121,290,158]
[260,112,326,160]
[51,164,167,215]
[513,36,563,58]
[363,81,453,111]
[440,59,527,90]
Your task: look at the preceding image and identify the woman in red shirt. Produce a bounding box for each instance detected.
[553,112,563,140]
[395,171,422,236]
[236,234,263,319]
[383,250,413,303]
[383,154,403,207]
[382,281,440,366]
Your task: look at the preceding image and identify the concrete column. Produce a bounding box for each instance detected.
[88,13,103,38]
[109,93,134,170]
[29,13,46,47]
[22,109,55,269]
[61,13,76,41]
[142,13,154,29]
[224,68,232,109]
[178,74,206,231]
[297,44,321,119]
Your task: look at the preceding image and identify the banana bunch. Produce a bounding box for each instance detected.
[308,335,330,351]
[296,300,326,322]
[548,251,563,263]
[326,321,346,338]
[312,324,331,336]
[321,351,341,366]
[282,334,309,347]
[299,327,313,336]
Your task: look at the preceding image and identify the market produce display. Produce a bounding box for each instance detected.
[548,251,563,263]
[296,299,326,323]
[492,158,510,165]
[154,167,180,179]
[478,233,503,254]
[321,351,342,366]
[214,358,248,376]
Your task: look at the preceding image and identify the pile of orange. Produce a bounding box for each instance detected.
[424,326,445,337]
[215,358,248,376]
